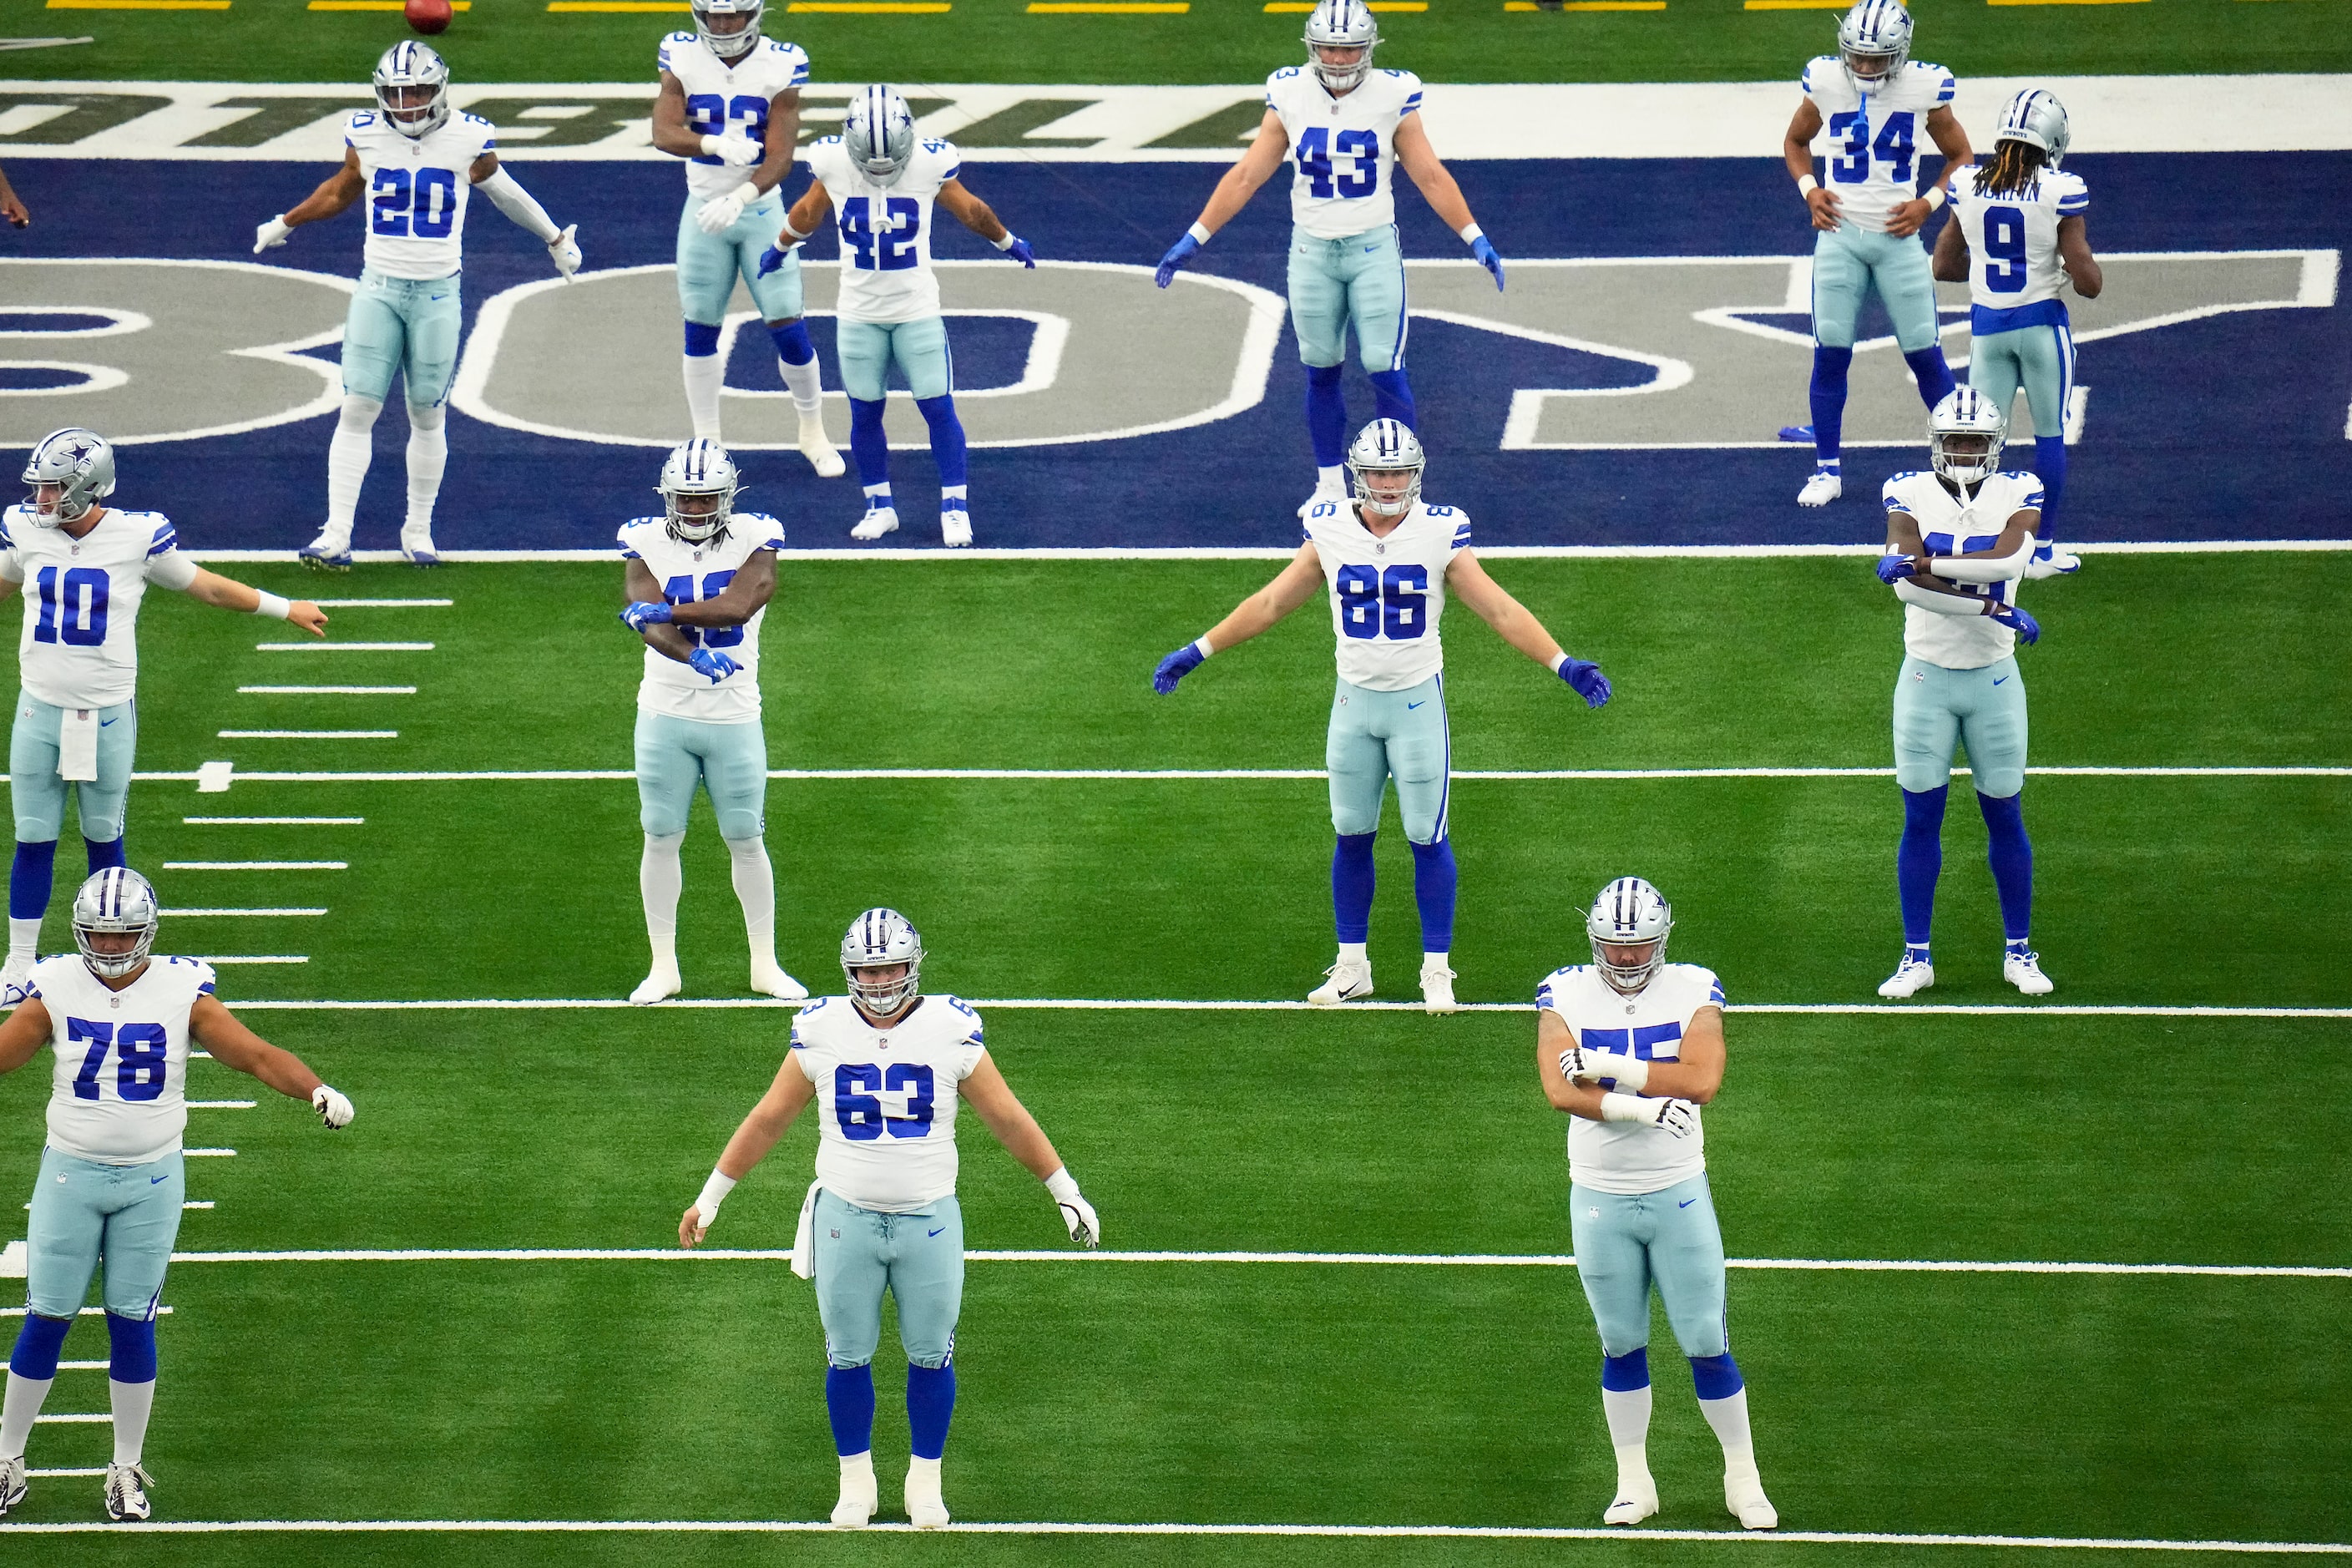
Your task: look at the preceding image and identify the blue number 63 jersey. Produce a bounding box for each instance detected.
[790,993,987,1213]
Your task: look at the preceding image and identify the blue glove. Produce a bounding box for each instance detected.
[756,245,788,278]
[1559,657,1611,709]
[1471,235,1505,291]
[1876,554,1916,584]
[619,600,673,633]
[1003,235,1035,268]
[1155,233,1200,290]
[1153,641,1206,695]
[1989,603,2041,645]
[688,646,741,683]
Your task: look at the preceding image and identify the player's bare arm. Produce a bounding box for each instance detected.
[1391,114,1476,234]
[183,569,329,636]
[958,1055,1068,1179]
[1783,99,1840,232]
[678,1055,817,1246]
[0,162,27,228]
[191,995,328,1102]
[1445,549,1565,668]
[665,548,776,630]
[0,996,52,1074]
[1884,106,1971,239]
[650,73,705,158]
[936,180,1010,245]
[755,87,803,195]
[1930,214,1969,281]
[2056,214,2104,299]
[1536,1009,1611,1121]
[281,148,367,230]
[778,180,833,249]
[1191,113,1294,238]
[1202,544,1328,653]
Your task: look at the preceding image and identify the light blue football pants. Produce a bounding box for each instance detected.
[341,268,463,407]
[1968,320,2075,440]
[835,316,953,402]
[25,1146,185,1320]
[1288,224,1409,373]
[633,709,767,841]
[675,190,804,326]
[1571,1171,1729,1361]
[1327,673,1450,844]
[10,690,135,842]
[1894,654,2028,797]
[813,1189,964,1369]
[1812,225,1941,352]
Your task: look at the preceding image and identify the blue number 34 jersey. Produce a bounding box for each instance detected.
[790,994,988,1212]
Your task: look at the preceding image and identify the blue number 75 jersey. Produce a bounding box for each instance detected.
[1302,498,1471,692]
[790,994,987,1212]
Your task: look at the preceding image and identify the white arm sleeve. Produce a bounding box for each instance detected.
[0,554,21,585]
[1894,579,1988,618]
[474,167,563,244]
[146,550,200,593]
[1929,533,2035,584]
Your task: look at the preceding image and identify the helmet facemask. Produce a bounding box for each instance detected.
[1835,0,1910,95]
[372,42,452,140]
[1929,389,2008,491]
[1586,877,1672,996]
[657,438,740,545]
[841,908,924,1020]
[73,868,159,982]
[21,427,115,529]
[1303,0,1378,93]
[693,0,763,60]
[663,483,735,545]
[844,86,917,187]
[1351,463,1421,519]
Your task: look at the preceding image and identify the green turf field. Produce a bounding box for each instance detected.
[0,554,2344,1558]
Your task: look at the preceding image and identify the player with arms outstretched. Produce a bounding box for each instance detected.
[761,87,1034,547]
[680,908,1100,1529]
[1779,1,1970,507]
[1151,420,1610,1012]
[650,0,842,477]
[1536,878,1776,1532]
[1935,89,2101,578]
[255,42,582,569]
[1154,0,1503,503]
[1873,387,2051,999]
[0,868,354,1522]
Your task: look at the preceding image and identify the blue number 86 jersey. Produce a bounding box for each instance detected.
[789,994,987,1212]
[1303,498,1471,692]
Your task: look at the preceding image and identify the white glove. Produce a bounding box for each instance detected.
[1560,1044,1648,1092]
[311,1083,354,1130]
[548,223,582,280]
[254,215,292,254]
[1045,1166,1099,1249]
[695,182,757,235]
[1601,1092,1696,1138]
[701,128,762,168]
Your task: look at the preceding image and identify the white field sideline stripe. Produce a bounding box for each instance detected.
[162,862,346,871]
[186,1100,255,1109]
[255,642,432,652]
[180,540,2352,563]
[186,816,363,825]
[196,956,308,965]
[162,908,329,917]
[58,765,2352,786]
[1,1307,171,1316]
[237,686,415,695]
[212,999,2352,1019]
[32,1414,108,1424]
[306,599,450,607]
[217,730,397,740]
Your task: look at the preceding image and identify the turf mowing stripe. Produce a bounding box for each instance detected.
[75,765,2352,784]
[187,1100,256,1109]
[184,816,363,824]
[210,999,2352,1018]
[306,1,469,8]
[305,599,451,607]
[785,3,951,9]
[195,956,308,964]
[161,908,331,915]
[255,642,432,652]
[1,1308,173,1316]
[236,688,416,695]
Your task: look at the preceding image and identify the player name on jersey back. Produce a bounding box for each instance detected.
[1884,469,2042,668]
[617,512,787,722]
[1302,499,1470,692]
[1,505,180,709]
[1799,58,1955,233]
[1266,66,1423,240]
[1950,165,2091,330]
[345,109,496,280]
[791,994,988,1211]
[657,33,810,200]
[805,134,962,324]
[33,953,215,1166]
[1539,962,1723,1196]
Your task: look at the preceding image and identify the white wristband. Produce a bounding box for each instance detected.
[782,212,811,241]
[1550,651,1571,677]
[700,134,724,158]
[990,229,1017,251]
[1192,635,1215,660]
[730,180,759,205]
[1922,185,1948,211]
[1592,1054,1650,1092]
[254,591,291,620]
[1797,174,1820,197]
[1044,1166,1081,1205]
[1458,222,1483,245]
[695,1168,737,1224]
[1599,1092,1654,1125]
[1186,220,1211,245]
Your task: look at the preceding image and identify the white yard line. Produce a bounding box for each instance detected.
[187,1100,255,1110]
[182,1149,235,1157]
[54,1362,106,1372]
[213,997,2352,1019]
[161,862,346,871]
[1,1307,171,1317]
[183,1201,213,1211]
[195,761,232,793]
[215,731,397,741]
[185,817,363,825]
[26,1469,107,1479]
[236,686,415,695]
[254,642,432,652]
[31,1414,109,1424]
[162,908,329,917]
[305,599,450,608]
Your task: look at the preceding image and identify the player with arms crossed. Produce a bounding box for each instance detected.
[3,430,327,1001]
[1154,0,1503,503]
[650,0,842,477]
[1935,89,2101,578]
[255,42,582,569]
[680,908,1100,1529]
[1151,420,1610,1012]
[1536,878,1776,1531]
[760,86,1034,547]
[1779,0,1970,508]
[1873,387,2051,999]
[618,439,804,1004]
[0,868,354,1522]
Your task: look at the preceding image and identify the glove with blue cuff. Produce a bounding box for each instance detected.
[1153,639,1211,695]
[1988,603,2041,644]
[620,600,673,633]
[688,647,741,683]
[1555,655,1611,709]
[1471,235,1505,291]
[1876,554,1918,584]
[1156,228,1204,290]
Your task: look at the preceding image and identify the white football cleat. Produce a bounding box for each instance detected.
[0,954,33,1008]
[1876,953,1935,999]
[797,414,846,479]
[940,508,973,549]
[297,529,353,573]
[850,504,899,542]
[832,1455,877,1530]
[1796,470,1843,507]
[2004,948,2054,995]
[104,1461,153,1523]
[1602,1474,1660,1525]
[1725,1467,1778,1530]
[1307,957,1373,1005]
[0,1454,25,1516]
[904,1459,949,1529]
[399,523,440,569]
[629,961,682,1006]
[2025,544,2081,579]
[750,960,807,1001]
[1419,959,1457,1014]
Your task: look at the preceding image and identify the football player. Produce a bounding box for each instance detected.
[650,0,842,478]
[680,908,1100,1530]
[0,868,354,1522]
[2,430,328,1003]
[617,440,805,1005]
[1778,0,1970,508]
[1536,878,1776,1531]
[1153,0,1504,503]
[1873,387,2051,999]
[1151,420,1610,1013]
[1934,89,2101,578]
[759,86,1033,547]
[255,42,582,569]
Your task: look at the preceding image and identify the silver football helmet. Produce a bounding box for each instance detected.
[655,438,739,544]
[1993,88,2071,169]
[842,85,917,187]
[692,0,763,60]
[1587,877,1672,996]
[1929,387,2007,488]
[1346,418,1424,519]
[20,427,115,529]
[1303,0,1378,93]
[841,908,923,1018]
[1836,0,1911,94]
[73,867,159,981]
[373,41,452,140]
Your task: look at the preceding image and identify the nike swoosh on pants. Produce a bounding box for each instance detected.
[928,1227,946,1238]
[1679,1197,1697,1207]
[1407,701,1424,710]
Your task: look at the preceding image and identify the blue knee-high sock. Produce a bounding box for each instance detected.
[1977,789,2034,943]
[1366,368,1417,431]
[1304,364,1347,468]
[1408,837,1456,953]
[1332,832,1376,944]
[682,321,721,358]
[2032,435,2067,543]
[84,836,124,875]
[1904,345,1956,409]
[914,394,969,488]
[906,1363,956,1460]
[8,840,58,922]
[1898,785,1949,952]
[768,320,815,367]
[104,1312,156,1384]
[1601,1348,1649,1392]
[1808,346,1853,470]
[847,397,891,492]
[8,1313,70,1379]
[1690,1353,1744,1401]
[825,1364,877,1456]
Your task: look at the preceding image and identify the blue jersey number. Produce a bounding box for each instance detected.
[839,197,922,272]
[1295,126,1379,200]
[1980,205,2029,293]
[33,564,108,647]
[1334,563,1429,641]
[834,1061,935,1141]
[68,1019,169,1104]
[686,93,770,164]
[660,570,745,649]
[1826,110,1915,185]
[369,165,458,238]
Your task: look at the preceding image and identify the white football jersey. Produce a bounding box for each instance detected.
[804,135,963,324]
[617,511,788,723]
[657,33,810,200]
[0,506,185,709]
[1302,498,1470,691]
[28,953,215,1166]
[1265,65,1424,240]
[1799,58,1957,233]
[344,108,496,281]
[1538,961,1723,1196]
[789,993,988,1212]
[1883,468,2042,668]
[1948,164,2090,322]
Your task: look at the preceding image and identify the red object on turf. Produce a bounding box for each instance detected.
[405,0,452,34]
